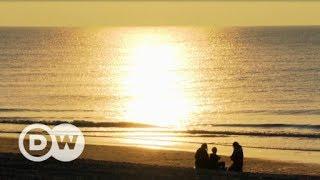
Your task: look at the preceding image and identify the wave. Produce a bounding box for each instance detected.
[69,129,320,139]
[1,107,320,115]
[219,109,320,115]
[185,130,320,138]
[0,118,319,138]
[0,108,95,113]
[80,129,319,138]
[0,119,155,128]
[191,123,320,129]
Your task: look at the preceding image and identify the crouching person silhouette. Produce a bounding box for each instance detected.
[209,147,226,171]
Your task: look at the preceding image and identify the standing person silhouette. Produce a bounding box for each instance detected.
[228,142,244,172]
[194,143,209,169]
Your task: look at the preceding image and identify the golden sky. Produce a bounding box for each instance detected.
[0,1,320,26]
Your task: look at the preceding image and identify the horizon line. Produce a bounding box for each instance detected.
[0,25,320,27]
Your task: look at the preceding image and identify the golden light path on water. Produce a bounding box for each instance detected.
[120,30,195,128]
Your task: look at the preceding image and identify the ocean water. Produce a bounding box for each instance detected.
[0,27,319,163]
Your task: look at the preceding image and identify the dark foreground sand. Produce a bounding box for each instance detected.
[0,137,319,179]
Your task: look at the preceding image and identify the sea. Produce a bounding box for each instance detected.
[0,26,319,164]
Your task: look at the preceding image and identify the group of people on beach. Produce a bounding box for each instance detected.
[194,142,243,172]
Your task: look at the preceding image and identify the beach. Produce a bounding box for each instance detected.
[0,27,319,179]
[0,27,319,164]
[0,137,319,179]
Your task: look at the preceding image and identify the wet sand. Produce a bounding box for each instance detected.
[0,137,319,179]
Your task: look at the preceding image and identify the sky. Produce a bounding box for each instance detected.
[0,1,320,26]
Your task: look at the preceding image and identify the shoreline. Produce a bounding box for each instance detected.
[0,137,320,177]
[1,123,319,164]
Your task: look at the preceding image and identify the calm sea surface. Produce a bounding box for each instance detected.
[0,27,319,163]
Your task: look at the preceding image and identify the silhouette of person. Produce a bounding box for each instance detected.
[228,142,244,172]
[209,147,226,170]
[195,143,209,169]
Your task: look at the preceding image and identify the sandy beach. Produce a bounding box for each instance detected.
[0,137,319,179]
[1,26,320,179]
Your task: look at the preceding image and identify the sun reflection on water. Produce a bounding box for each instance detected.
[123,137,175,149]
[121,31,193,128]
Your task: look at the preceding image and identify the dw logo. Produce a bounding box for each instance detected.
[19,123,85,162]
